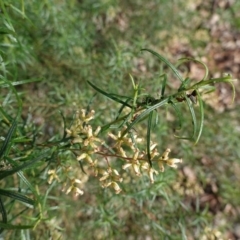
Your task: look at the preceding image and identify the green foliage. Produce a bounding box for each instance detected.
[0,0,239,239]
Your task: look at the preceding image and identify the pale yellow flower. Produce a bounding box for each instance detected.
[122,149,141,176]
[166,158,182,168]
[156,148,182,172]
[108,132,129,157]
[141,142,159,161]
[110,182,122,194]
[161,148,171,160]
[48,169,60,184]
[102,181,122,194]
[83,125,103,148]
[66,109,98,143]
[79,109,95,123]
[65,178,84,196]
[148,142,160,158]
[99,168,123,182]
[140,162,158,183]
[108,129,142,157]
[99,167,123,194]
[66,126,82,139]
[77,150,94,165]
[148,168,158,183]
[99,169,110,181]
[158,161,165,172]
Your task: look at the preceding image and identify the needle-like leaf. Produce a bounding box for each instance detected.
[141,48,184,83]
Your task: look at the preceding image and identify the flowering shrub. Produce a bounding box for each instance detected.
[46,49,234,196]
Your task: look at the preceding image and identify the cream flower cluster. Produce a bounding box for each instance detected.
[47,109,182,195]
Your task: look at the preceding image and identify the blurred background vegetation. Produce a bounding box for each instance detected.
[1,0,240,239]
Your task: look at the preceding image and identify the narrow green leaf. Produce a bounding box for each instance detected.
[174,135,194,141]
[87,81,133,108]
[12,137,32,143]
[0,197,7,223]
[4,157,40,201]
[8,4,28,19]
[0,189,34,205]
[191,76,233,89]
[2,78,23,118]
[78,159,87,175]
[129,73,136,89]
[141,49,184,82]
[0,222,33,230]
[59,110,67,139]
[153,110,159,128]
[0,151,49,180]
[146,112,153,167]
[185,94,197,140]
[17,172,39,197]
[194,90,204,144]
[228,80,236,104]
[0,197,7,233]
[161,74,167,97]
[169,101,182,130]
[178,58,209,80]
[0,106,13,124]
[100,112,131,133]
[179,78,191,91]
[115,98,132,120]
[122,98,169,136]
[0,119,17,159]
[115,113,132,130]
[0,27,15,35]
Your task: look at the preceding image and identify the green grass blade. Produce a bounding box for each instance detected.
[0,189,34,206]
[0,78,42,88]
[0,106,13,124]
[141,49,184,82]
[8,3,28,19]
